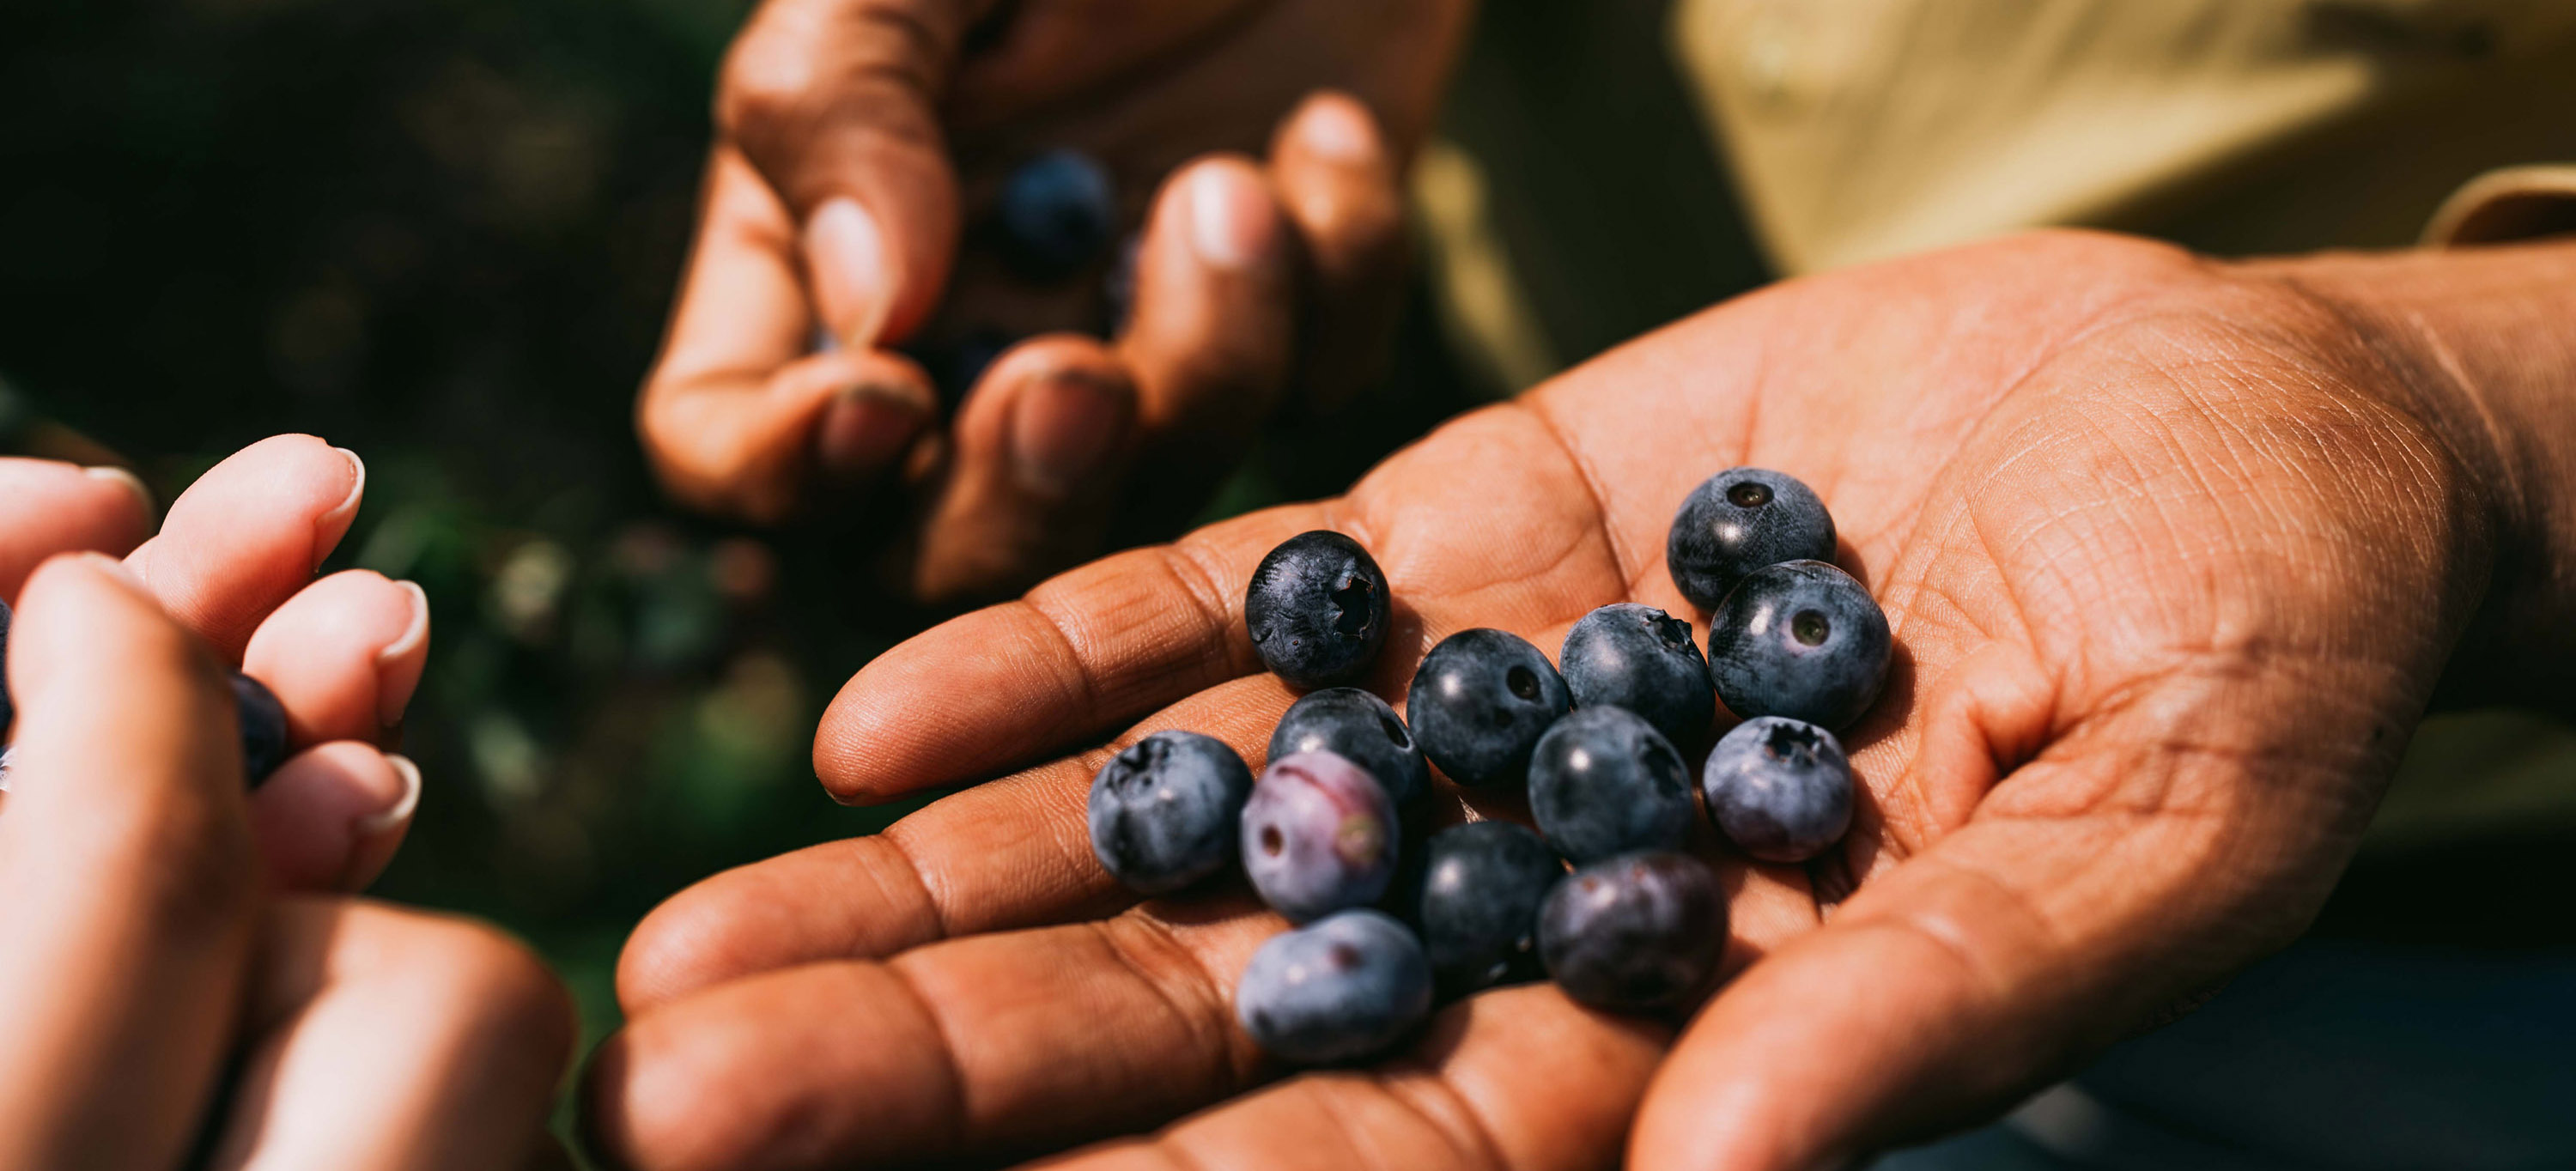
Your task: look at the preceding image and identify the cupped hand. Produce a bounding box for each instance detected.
[4,436,432,890]
[590,231,2525,1170]
[639,0,1471,602]
[0,555,573,1169]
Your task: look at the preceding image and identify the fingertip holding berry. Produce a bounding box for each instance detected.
[1559,603,1716,748]
[997,149,1119,281]
[1236,908,1433,1065]
[1667,468,1836,612]
[231,671,289,787]
[1267,687,1428,814]
[1528,706,1696,864]
[1242,750,1399,923]
[1706,559,1891,730]
[1406,821,1564,995]
[1088,730,1256,895]
[1244,531,1391,689]
[1539,850,1727,1012]
[1703,716,1853,863]
[1405,628,1570,789]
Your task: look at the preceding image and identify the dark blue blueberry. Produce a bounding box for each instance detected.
[231,671,289,786]
[1539,851,1726,1011]
[1667,468,1836,611]
[1404,821,1564,994]
[1088,731,1256,895]
[1706,560,1890,730]
[1244,531,1390,689]
[1559,603,1715,747]
[1528,706,1696,864]
[1268,687,1428,814]
[1404,628,1570,789]
[1236,908,1433,1065]
[997,149,1118,280]
[1242,750,1399,923]
[0,598,14,736]
[1702,717,1852,863]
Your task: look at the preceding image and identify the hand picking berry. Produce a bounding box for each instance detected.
[1538,850,1726,1012]
[1666,467,1835,611]
[232,671,290,786]
[1236,909,1432,1065]
[1088,731,1255,895]
[1241,750,1399,923]
[1403,821,1564,994]
[1702,716,1854,863]
[1528,706,1697,864]
[1244,531,1391,689]
[1268,687,1429,814]
[1706,560,1890,730]
[1559,603,1715,748]
[995,149,1118,280]
[1405,628,1569,789]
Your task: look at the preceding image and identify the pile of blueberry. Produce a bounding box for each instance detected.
[0,597,294,792]
[1085,468,1890,1065]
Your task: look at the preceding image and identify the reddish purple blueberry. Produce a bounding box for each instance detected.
[1242,750,1399,923]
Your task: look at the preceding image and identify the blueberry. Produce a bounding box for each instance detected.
[0,598,14,736]
[1405,628,1570,789]
[1242,750,1399,923]
[1667,468,1836,611]
[1527,706,1696,864]
[1236,908,1433,1065]
[1702,717,1852,863]
[1403,821,1564,994]
[1706,560,1890,730]
[232,671,289,786]
[1268,687,1429,814]
[1539,851,1727,1012]
[997,149,1118,280]
[1244,531,1391,689]
[1088,731,1256,895]
[1559,603,1715,747]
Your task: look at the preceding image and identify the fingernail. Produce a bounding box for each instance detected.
[316,446,366,568]
[1298,95,1381,164]
[1187,164,1278,271]
[374,580,430,728]
[815,384,930,480]
[82,464,157,521]
[1011,369,1129,496]
[352,752,422,837]
[804,198,893,348]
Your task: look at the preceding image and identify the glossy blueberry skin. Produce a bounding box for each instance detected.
[1405,628,1570,789]
[1667,468,1837,611]
[1244,531,1391,689]
[0,598,14,735]
[996,149,1118,279]
[232,672,289,787]
[1560,603,1715,747]
[1404,821,1564,994]
[1539,851,1727,1012]
[1088,731,1256,895]
[1528,706,1696,864]
[1702,717,1852,863]
[1242,751,1399,923]
[1236,908,1433,1065]
[1268,688,1428,814]
[1706,560,1891,730]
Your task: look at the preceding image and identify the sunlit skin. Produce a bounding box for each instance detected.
[590,232,2576,1171]
[0,440,574,1169]
[639,0,1473,601]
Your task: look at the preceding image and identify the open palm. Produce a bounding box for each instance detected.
[586,232,2509,1171]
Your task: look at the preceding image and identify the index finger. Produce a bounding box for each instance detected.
[0,458,153,598]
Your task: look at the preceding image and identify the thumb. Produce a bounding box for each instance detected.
[717,0,974,348]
